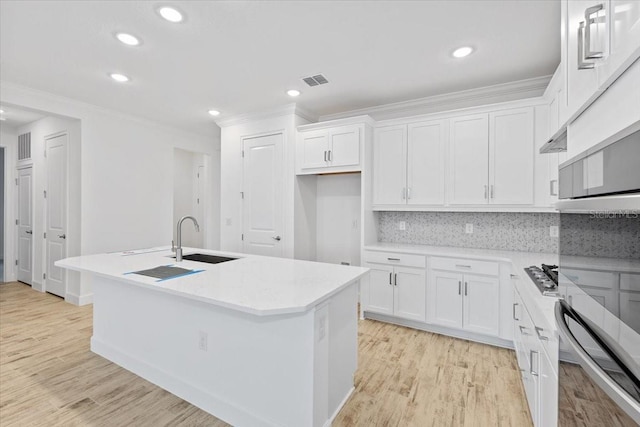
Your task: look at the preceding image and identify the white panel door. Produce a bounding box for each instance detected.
[373,125,407,205]
[242,133,284,257]
[328,126,360,167]
[17,167,33,285]
[449,114,489,205]
[194,165,205,248]
[462,274,500,336]
[407,120,446,205]
[393,266,426,322]
[45,133,67,297]
[538,351,558,427]
[300,130,328,170]
[489,108,534,205]
[428,270,463,329]
[365,264,394,315]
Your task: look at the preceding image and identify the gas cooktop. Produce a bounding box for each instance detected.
[524,264,560,296]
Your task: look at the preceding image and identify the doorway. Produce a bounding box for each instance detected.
[17,166,33,285]
[173,148,208,248]
[242,132,284,257]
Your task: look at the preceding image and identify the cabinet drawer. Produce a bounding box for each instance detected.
[363,251,426,268]
[621,273,640,292]
[561,268,616,289]
[430,257,498,276]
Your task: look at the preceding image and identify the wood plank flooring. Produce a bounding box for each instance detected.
[0,282,532,426]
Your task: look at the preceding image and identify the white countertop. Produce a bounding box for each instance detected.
[57,248,369,316]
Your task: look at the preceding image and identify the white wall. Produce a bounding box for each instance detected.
[0,124,17,281]
[316,174,361,266]
[173,148,206,248]
[219,110,309,258]
[0,82,221,303]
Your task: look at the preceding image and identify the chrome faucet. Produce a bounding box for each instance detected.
[176,216,200,262]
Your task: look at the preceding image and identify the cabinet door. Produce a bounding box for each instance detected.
[300,130,328,170]
[449,114,489,205]
[462,274,500,336]
[566,0,604,118]
[364,264,394,315]
[427,270,463,329]
[489,108,534,205]
[538,351,558,427]
[620,291,640,334]
[597,0,640,87]
[328,126,360,168]
[407,120,446,205]
[393,267,426,322]
[373,125,407,205]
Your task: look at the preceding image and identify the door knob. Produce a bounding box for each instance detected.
[272,236,281,241]
[25,230,33,235]
[58,234,66,239]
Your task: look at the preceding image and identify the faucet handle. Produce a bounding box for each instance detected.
[171,239,176,253]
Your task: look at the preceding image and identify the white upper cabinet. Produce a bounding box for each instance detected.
[407,120,446,205]
[489,108,534,205]
[373,125,407,205]
[449,114,490,205]
[297,117,372,175]
[597,0,640,86]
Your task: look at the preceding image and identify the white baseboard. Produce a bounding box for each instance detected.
[90,337,278,427]
[325,386,355,427]
[65,292,93,306]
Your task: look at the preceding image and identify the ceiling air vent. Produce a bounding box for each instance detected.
[302,74,329,87]
[18,132,31,161]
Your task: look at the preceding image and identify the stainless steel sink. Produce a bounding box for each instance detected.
[174,253,238,264]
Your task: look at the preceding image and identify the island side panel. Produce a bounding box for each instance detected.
[90,275,317,427]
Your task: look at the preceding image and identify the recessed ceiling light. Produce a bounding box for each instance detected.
[0,109,4,114]
[109,73,130,83]
[287,89,301,97]
[115,32,141,46]
[452,46,474,58]
[158,6,184,23]
[208,110,220,117]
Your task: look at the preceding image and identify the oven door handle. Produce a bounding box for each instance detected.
[555,300,640,423]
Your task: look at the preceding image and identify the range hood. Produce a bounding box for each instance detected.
[539,127,567,154]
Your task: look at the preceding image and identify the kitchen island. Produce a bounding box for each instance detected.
[57,248,369,427]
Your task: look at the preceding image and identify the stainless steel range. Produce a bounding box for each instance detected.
[524,264,560,296]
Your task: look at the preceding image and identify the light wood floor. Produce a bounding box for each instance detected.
[0,282,532,426]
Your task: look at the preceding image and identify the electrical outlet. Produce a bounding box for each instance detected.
[398,221,406,231]
[225,218,232,226]
[550,225,559,237]
[465,223,473,234]
[352,219,359,229]
[198,331,208,351]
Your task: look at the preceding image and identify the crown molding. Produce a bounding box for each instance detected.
[319,75,552,122]
[216,103,318,128]
[0,80,217,140]
[297,114,375,132]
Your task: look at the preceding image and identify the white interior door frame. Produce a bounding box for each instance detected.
[240,130,285,257]
[17,166,34,285]
[43,130,68,298]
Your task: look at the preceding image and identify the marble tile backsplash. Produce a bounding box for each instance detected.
[560,214,640,259]
[378,212,560,253]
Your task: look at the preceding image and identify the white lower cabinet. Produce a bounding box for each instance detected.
[428,270,500,337]
[513,285,559,427]
[364,260,426,322]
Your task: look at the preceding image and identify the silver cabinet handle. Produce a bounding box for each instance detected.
[387,257,400,261]
[464,281,468,296]
[389,272,393,285]
[323,151,327,162]
[25,230,33,235]
[58,234,66,239]
[519,325,531,335]
[406,187,411,200]
[458,281,462,295]
[394,273,397,286]
[401,187,406,200]
[578,21,595,70]
[584,4,604,59]
[484,185,488,199]
[455,264,471,269]
[530,350,539,376]
[513,303,520,321]
[550,179,558,196]
[535,326,549,341]
[272,236,281,241]
[328,150,332,161]
[490,185,494,199]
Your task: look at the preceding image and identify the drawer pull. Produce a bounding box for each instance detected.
[535,326,549,341]
[513,303,520,321]
[387,257,401,261]
[456,264,472,269]
[519,325,531,336]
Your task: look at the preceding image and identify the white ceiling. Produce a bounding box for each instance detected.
[0,1,560,137]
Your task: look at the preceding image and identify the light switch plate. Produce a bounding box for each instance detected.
[465,224,473,234]
[398,221,406,231]
[550,225,559,237]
